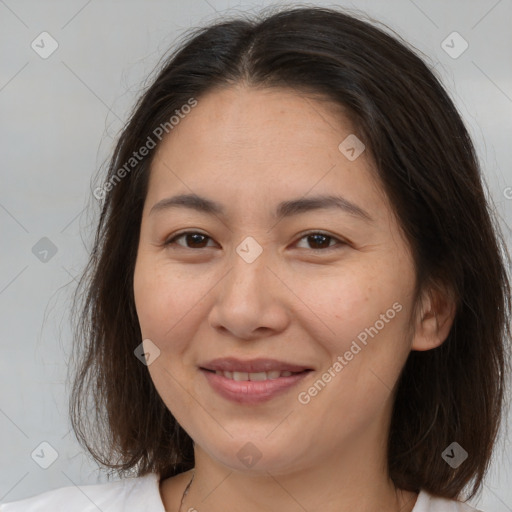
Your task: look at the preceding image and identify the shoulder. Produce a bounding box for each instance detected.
[0,473,164,512]
[413,489,485,512]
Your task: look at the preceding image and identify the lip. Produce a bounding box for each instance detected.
[201,368,312,404]
[200,357,313,373]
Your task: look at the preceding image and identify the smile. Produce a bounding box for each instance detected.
[211,370,299,380]
[200,368,312,404]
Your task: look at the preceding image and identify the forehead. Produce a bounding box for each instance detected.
[166,85,353,152]
[145,85,389,221]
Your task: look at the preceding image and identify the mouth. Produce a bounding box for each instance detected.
[199,357,313,374]
[199,358,313,404]
[201,368,309,381]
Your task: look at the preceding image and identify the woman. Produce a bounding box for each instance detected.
[2,5,509,512]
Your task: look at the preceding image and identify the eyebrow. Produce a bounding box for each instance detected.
[149,193,374,223]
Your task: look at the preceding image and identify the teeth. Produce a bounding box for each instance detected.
[214,370,299,380]
[249,371,267,381]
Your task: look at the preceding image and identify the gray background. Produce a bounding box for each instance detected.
[1,0,511,509]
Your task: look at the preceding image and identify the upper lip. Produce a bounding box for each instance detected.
[200,357,312,373]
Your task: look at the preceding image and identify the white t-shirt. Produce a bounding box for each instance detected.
[0,472,484,511]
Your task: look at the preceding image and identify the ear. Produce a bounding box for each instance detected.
[411,280,457,352]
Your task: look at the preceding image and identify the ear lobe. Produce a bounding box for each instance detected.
[411,281,457,352]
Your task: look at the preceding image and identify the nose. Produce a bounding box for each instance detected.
[208,246,290,340]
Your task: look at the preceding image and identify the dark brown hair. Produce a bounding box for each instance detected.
[69,5,511,502]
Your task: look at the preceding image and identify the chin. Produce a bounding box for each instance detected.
[195,432,311,475]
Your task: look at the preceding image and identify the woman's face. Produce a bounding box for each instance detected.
[133,85,430,474]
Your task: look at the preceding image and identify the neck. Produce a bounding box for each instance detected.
[180,440,418,512]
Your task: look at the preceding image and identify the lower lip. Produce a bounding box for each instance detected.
[200,369,311,404]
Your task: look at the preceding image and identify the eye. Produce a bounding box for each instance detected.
[295,231,346,251]
[164,231,216,249]
[164,230,346,251]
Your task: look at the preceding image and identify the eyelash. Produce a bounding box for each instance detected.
[163,230,347,252]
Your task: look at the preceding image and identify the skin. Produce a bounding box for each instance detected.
[133,85,456,512]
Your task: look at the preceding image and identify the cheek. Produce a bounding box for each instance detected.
[295,275,411,433]
[294,262,387,343]
[296,258,413,369]
[133,259,205,415]
[133,257,213,351]
[134,258,181,340]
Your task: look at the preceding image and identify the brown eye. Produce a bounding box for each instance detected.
[296,232,345,251]
[165,232,214,249]
[164,231,346,252]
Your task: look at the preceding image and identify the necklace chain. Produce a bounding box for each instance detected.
[177,470,195,512]
[176,470,409,512]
